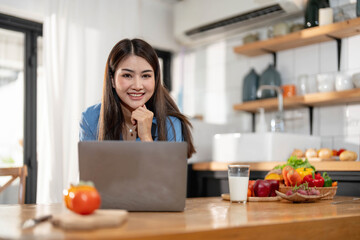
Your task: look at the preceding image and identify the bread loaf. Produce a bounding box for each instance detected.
[318,148,332,159]
[291,149,304,158]
[339,151,358,161]
[305,148,317,159]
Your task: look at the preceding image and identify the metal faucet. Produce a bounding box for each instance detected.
[256,85,285,132]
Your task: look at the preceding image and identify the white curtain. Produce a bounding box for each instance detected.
[37,0,143,203]
[36,0,178,203]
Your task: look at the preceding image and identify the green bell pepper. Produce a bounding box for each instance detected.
[322,172,332,187]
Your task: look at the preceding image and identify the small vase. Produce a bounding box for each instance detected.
[242,69,259,102]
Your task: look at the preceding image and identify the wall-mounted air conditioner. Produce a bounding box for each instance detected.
[174,0,305,46]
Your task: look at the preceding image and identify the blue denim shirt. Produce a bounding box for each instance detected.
[79,103,183,142]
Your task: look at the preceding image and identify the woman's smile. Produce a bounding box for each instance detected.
[128,92,145,100]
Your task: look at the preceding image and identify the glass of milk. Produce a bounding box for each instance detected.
[228,165,250,203]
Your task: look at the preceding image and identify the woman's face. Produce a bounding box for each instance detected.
[113,55,155,111]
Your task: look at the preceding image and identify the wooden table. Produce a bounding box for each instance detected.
[1,197,360,239]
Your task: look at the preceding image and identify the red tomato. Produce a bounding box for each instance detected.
[70,190,101,215]
[64,184,101,215]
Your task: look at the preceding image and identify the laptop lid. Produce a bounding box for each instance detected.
[78,141,187,212]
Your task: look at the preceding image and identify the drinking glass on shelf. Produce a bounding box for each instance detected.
[297,74,308,95]
[335,72,353,91]
[317,73,335,92]
[307,75,318,94]
[228,165,250,203]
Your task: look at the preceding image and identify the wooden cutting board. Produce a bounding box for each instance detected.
[221,193,280,202]
[51,209,128,230]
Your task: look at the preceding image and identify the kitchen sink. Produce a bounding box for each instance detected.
[212,132,321,162]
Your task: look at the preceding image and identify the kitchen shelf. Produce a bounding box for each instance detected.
[233,88,360,113]
[234,17,360,57]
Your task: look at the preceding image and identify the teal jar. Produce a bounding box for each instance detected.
[258,65,282,99]
[242,68,259,102]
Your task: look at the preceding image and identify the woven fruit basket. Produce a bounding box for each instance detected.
[279,186,337,200]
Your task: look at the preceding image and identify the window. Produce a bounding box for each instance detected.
[0,13,42,203]
[155,49,172,91]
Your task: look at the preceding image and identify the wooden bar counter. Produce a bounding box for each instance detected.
[192,161,360,172]
[1,197,360,239]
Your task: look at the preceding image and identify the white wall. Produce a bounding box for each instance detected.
[0,0,45,22]
[0,0,179,50]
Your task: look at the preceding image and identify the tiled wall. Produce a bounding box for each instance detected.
[176,23,360,162]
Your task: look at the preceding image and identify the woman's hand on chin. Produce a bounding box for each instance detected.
[131,105,153,142]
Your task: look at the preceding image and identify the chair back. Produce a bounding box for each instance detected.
[0,165,28,204]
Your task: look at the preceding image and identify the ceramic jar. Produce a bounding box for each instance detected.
[258,65,282,99]
[243,33,259,44]
[242,68,259,102]
[272,22,289,37]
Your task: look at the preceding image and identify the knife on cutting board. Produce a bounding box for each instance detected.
[21,214,52,229]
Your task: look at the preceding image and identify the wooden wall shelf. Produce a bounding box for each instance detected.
[233,18,360,113]
[233,88,360,113]
[234,17,360,57]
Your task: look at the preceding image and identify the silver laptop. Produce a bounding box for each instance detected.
[78,141,187,212]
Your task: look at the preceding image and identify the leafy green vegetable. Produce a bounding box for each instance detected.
[273,156,315,171]
[273,164,283,170]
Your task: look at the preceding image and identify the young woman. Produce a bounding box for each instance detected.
[79,38,195,158]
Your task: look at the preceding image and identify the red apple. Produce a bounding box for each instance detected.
[253,180,270,197]
[265,180,279,197]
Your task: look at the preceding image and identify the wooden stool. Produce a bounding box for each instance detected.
[0,165,28,204]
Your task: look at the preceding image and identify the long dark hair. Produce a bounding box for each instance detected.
[98,38,195,158]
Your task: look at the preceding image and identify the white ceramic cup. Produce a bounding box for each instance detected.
[319,8,334,26]
[228,165,250,203]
